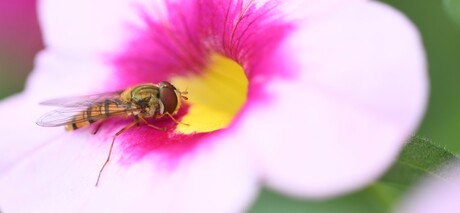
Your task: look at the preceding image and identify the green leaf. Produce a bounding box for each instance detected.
[444,0,460,27]
[380,136,460,187]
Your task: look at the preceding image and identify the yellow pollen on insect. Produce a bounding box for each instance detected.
[171,53,248,134]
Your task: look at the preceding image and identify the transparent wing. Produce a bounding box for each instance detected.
[36,102,139,127]
[39,91,124,107]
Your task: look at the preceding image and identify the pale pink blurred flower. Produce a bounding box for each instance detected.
[0,0,43,89]
[0,0,427,212]
[396,164,460,213]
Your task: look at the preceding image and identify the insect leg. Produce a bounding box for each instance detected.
[95,120,137,187]
[165,112,189,126]
[137,116,166,131]
[92,121,105,135]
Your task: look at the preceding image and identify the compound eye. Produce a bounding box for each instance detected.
[159,81,176,89]
[159,83,179,114]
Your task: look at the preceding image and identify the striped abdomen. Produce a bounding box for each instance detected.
[65,99,131,131]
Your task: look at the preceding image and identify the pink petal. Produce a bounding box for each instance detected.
[26,51,114,98]
[238,1,428,198]
[0,94,63,172]
[39,0,144,55]
[396,165,460,213]
[33,0,150,96]
[280,0,367,19]
[0,96,258,212]
[38,0,366,56]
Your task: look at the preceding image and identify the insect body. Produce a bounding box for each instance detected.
[37,81,188,186]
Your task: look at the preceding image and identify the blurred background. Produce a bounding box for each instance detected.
[0,0,459,212]
[0,0,42,98]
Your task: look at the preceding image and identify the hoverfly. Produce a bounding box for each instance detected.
[37,81,188,186]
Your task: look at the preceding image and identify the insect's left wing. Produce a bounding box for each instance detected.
[39,91,124,107]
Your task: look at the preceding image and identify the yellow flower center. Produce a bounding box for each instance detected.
[171,53,248,134]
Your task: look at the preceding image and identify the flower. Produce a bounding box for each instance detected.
[396,163,460,213]
[0,0,427,212]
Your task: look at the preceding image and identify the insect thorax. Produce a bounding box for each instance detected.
[124,84,161,118]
